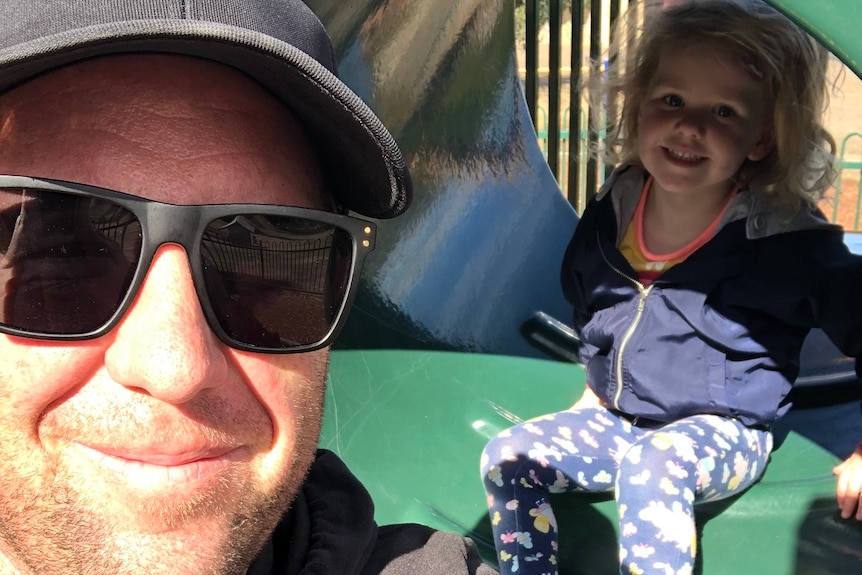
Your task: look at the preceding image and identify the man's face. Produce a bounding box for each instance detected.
[0,55,329,575]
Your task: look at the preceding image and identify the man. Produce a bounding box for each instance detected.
[0,1,496,574]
